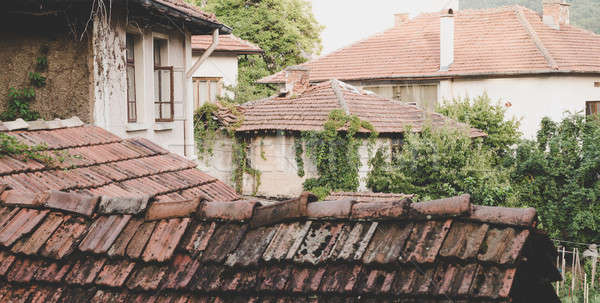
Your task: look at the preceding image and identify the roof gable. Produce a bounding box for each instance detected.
[192,35,263,54]
[0,189,560,302]
[259,6,600,84]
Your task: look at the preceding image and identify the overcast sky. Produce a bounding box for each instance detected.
[308,0,449,56]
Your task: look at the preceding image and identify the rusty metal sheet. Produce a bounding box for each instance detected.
[64,257,107,285]
[225,225,279,267]
[439,221,489,260]
[107,217,144,257]
[126,221,157,259]
[94,259,136,287]
[142,218,190,262]
[11,212,65,255]
[179,221,217,257]
[263,221,312,262]
[161,254,201,290]
[294,222,344,264]
[201,223,248,263]
[79,215,131,254]
[362,222,413,264]
[40,216,88,259]
[0,208,49,246]
[401,219,453,264]
[329,222,378,261]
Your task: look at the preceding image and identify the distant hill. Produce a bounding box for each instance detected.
[461,0,600,34]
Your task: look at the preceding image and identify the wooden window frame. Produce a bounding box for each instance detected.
[193,77,223,108]
[126,35,137,123]
[586,101,600,116]
[153,39,175,122]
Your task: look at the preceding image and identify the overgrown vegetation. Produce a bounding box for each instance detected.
[0,133,60,167]
[302,110,377,200]
[193,103,220,159]
[294,136,305,177]
[1,46,47,121]
[194,0,323,103]
[232,137,261,195]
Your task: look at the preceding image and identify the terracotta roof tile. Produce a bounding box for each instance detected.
[235,80,485,137]
[192,34,263,54]
[0,183,559,302]
[259,6,600,84]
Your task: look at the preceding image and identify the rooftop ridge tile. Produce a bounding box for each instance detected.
[0,117,84,132]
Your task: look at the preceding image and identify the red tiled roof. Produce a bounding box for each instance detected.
[234,80,486,137]
[326,191,414,203]
[0,118,239,202]
[152,0,219,24]
[259,6,600,84]
[192,35,263,54]
[0,191,560,302]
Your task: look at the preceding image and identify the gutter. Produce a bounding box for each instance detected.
[186,29,219,78]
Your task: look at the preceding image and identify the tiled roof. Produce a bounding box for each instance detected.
[233,80,486,137]
[0,190,560,302]
[192,35,263,54]
[258,6,600,84]
[0,117,239,203]
[326,191,414,203]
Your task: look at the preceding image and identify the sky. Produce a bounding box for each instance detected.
[308,0,450,56]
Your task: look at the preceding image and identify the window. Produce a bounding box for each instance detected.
[126,35,137,122]
[363,84,438,110]
[586,101,600,116]
[154,39,174,122]
[193,77,222,108]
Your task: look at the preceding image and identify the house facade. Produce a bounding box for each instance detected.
[0,0,231,158]
[258,0,600,138]
[201,68,484,199]
[191,34,262,108]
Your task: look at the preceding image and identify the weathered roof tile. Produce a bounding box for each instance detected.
[79,215,131,254]
[142,218,190,262]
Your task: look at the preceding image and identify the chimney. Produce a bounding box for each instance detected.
[440,8,455,71]
[543,0,570,30]
[394,13,409,27]
[285,66,310,96]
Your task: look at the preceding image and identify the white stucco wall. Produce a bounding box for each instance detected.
[91,12,196,158]
[199,133,391,199]
[191,53,239,100]
[439,76,600,138]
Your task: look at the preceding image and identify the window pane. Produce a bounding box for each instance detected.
[209,81,218,102]
[128,102,136,121]
[161,70,171,102]
[127,66,136,101]
[154,70,160,101]
[155,102,161,120]
[126,37,134,62]
[162,103,172,120]
[199,81,209,104]
[154,41,161,66]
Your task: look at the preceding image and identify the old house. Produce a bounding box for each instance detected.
[258,0,600,138]
[1,0,231,158]
[201,68,484,199]
[191,34,263,107]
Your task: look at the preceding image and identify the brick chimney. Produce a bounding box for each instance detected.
[394,13,409,27]
[543,0,570,30]
[285,66,310,96]
[440,8,455,71]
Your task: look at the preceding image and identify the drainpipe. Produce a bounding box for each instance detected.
[186,29,219,78]
[184,29,219,157]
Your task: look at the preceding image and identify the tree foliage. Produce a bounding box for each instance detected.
[462,0,600,34]
[367,125,515,206]
[437,94,521,160]
[510,114,600,243]
[196,0,323,103]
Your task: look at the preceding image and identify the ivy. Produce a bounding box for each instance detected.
[232,137,261,195]
[294,135,305,177]
[301,109,377,199]
[193,103,220,159]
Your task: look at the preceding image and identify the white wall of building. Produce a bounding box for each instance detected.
[191,53,239,100]
[439,75,600,138]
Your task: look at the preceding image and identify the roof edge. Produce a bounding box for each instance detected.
[0,117,84,132]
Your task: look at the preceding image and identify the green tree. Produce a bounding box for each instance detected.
[462,0,600,34]
[437,94,521,160]
[197,0,323,103]
[367,125,515,206]
[510,114,600,243]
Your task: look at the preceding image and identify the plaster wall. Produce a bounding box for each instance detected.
[191,53,239,100]
[439,76,600,138]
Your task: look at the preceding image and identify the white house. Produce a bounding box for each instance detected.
[190,34,263,108]
[258,0,600,138]
[1,0,231,159]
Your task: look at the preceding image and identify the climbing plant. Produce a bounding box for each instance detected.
[232,137,261,195]
[294,135,305,177]
[1,46,47,121]
[193,103,220,159]
[301,110,377,199]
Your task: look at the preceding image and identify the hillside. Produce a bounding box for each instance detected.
[461,0,600,33]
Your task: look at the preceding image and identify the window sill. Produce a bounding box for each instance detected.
[154,122,174,131]
[126,123,148,132]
